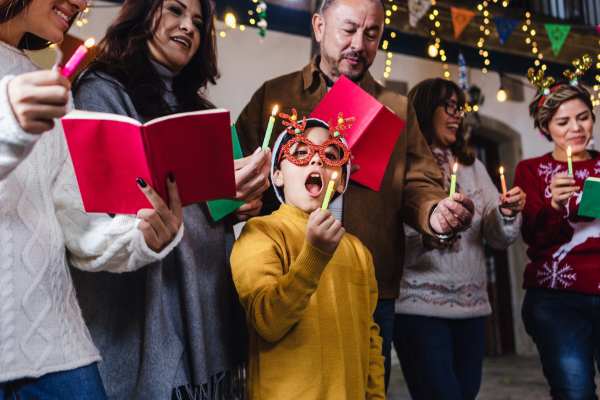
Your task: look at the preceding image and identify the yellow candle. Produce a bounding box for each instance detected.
[449,162,458,197]
[321,172,339,210]
[262,105,279,149]
[499,166,508,196]
[567,145,573,176]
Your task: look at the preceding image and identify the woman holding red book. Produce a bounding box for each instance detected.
[0,0,183,398]
[71,0,270,398]
[515,62,600,399]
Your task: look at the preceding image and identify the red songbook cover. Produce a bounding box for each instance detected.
[310,76,405,191]
[61,109,236,214]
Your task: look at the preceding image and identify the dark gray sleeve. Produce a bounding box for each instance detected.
[73,71,140,120]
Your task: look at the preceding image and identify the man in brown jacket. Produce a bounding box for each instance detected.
[235,0,474,390]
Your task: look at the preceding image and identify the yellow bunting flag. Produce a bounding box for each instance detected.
[451,7,476,39]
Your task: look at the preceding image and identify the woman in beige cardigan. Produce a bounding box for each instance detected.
[393,78,526,400]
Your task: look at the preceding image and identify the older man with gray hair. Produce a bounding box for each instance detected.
[236,0,475,392]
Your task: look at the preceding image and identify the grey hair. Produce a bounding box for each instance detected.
[318,0,385,14]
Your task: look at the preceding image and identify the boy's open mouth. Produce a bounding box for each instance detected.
[305,173,323,197]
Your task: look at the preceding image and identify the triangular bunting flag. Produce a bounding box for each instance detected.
[545,23,571,56]
[450,7,475,39]
[408,0,431,28]
[493,17,519,45]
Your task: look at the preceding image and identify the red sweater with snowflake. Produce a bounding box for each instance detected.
[515,151,600,294]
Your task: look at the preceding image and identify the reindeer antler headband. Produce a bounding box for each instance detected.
[528,54,593,112]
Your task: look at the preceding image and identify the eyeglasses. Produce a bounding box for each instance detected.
[442,100,465,118]
[279,136,350,167]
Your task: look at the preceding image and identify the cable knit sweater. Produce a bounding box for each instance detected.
[395,156,521,318]
[0,41,182,383]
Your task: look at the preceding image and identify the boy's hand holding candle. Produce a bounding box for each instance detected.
[307,208,345,255]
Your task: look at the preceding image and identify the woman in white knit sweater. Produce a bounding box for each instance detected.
[0,0,184,398]
[392,78,526,400]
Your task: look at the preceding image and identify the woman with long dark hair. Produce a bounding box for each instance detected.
[516,75,600,399]
[71,0,271,398]
[392,78,526,400]
[0,0,183,398]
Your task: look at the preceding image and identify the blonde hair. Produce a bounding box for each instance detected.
[529,83,595,141]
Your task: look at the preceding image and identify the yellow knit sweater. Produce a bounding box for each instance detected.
[231,204,385,399]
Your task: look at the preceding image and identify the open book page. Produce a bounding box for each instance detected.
[64,110,142,126]
[62,117,153,214]
[142,109,236,207]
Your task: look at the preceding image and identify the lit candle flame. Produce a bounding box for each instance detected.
[84,38,96,48]
[271,105,279,116]
[499,166,504,175]
[566,145,572,157]
[331,172,338,180]
[452,162,458,173]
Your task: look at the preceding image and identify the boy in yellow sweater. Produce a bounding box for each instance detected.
[231,111,385,399]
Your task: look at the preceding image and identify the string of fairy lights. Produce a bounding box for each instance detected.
[76,1,598,107]
[521,11,546,70]
[475,1,491,74]
[590,45,600,107]
[426,0,450,79]
[382,0,400,80]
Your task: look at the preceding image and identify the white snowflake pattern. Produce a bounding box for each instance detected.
[575,169,590,180]
[537,261,577,289]
[538,162,563,183]
[538,163,565,199]
[595,161,600,175]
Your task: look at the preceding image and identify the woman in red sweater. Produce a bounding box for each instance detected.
[515,76,599,399]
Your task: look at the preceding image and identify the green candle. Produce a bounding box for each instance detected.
[261,105,279,149]
[567,145,574,176]
[449,162,458,197]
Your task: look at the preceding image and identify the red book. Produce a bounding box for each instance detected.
[61,109,236,214]
[311,76,405,191]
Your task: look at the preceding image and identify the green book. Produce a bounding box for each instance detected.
[578,177,600,219]
[207,125,244,221]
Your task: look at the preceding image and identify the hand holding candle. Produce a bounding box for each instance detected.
[61,38,95,78]
[566,145,574,177]
[321,172,339,210]
[499,166,508,196]
[449,162,458,197]
[261,104,279,150]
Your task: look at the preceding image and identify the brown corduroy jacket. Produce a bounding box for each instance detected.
[235,59,447,299]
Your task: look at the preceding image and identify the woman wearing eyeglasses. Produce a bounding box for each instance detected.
[392,78,526,400]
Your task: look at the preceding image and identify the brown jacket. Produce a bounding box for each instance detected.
[236,59,447,299]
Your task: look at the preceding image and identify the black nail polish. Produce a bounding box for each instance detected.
[136,177,147,188]
[168,172,176,182]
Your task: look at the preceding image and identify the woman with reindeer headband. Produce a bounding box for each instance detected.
[231,110,385,399]
[515,55,600,400]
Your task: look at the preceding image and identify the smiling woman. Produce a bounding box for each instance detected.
[0,0,85,48]
[70,0,260,399]
[79,0,217,119]
[0,0,187,398]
